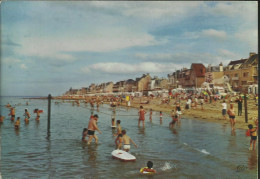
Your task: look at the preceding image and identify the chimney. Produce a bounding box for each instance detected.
[249,52,256,57]
[219,62,223,72]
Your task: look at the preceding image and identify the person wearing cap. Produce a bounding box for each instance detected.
[87,114,102,144]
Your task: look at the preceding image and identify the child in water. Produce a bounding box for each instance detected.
[14,117,20,130]
[82,128,88,142]
[121,130,138,152]
[149,109,152,121]
[169,113,178,128]
[159,111,163,120]
[140,161,156,174]
[111,118,116,128]
[247,124,257,150]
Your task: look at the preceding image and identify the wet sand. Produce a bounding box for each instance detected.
[55,96,258,130]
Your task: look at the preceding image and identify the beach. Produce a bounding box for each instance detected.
[55,95,258,130]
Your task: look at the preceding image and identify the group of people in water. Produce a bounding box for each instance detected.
[0,102,42,130]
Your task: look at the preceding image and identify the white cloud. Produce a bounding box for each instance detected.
[81,62,182,74]
[181,29,227,41]
[217,49,240,60]
[2,57,22,64]
[201,29,227,39]
[234,29,258,51]
[208,2,257,21]
[20,64,28,69]
[90,1,204,20]
[16,27,162,61]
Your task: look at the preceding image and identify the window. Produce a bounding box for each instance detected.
[242,81,247,85]
[243,72,249,77]
[234,73,238,77]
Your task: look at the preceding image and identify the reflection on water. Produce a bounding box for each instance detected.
[0,97,257,179]
[248,151,257,170]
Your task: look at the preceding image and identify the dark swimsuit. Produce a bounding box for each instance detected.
[87,130,95,135]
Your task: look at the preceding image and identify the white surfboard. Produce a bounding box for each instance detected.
[111,126,116,128]
[111,149,136,161]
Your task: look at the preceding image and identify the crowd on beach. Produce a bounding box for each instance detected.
[78,89,258,151]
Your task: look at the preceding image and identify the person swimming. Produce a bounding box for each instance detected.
[140,161,156,174]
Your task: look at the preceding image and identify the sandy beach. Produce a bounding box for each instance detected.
[54,95,258,130]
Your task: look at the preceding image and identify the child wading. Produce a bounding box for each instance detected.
[247,124,257,150]
[138,106,146,128]
[14,117,20,130]
[121,130,137,152]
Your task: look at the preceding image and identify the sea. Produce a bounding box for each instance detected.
[0,97,257,179]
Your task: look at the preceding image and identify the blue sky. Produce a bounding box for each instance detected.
[1,1,258,96]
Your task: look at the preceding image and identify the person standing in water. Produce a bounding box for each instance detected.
[121,130,138,152]
[114,120,122,148]
[138,106,146,127]
[221,100,227,120]
[227,104,236,130]
[111,118,116,128]
[9,107,15,121]
[36,109,40,121]
[247,124,257,150]
[87,114,102,144]
[14,117,20,130]
[24,109,31,119]
[149,109,153,122]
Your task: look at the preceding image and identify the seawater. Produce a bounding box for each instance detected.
[0,97,257,179]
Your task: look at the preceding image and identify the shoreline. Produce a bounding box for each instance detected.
[24,96,258,130]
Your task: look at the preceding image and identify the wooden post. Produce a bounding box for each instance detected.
[47,94,51,137]
[244,92,248,123]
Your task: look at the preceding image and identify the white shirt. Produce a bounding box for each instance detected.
[222,103,227,110]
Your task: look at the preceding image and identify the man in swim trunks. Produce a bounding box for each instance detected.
[87,114,102,144]
[138,106,146,127]
[227,104,236,131]
[121,130,137,152]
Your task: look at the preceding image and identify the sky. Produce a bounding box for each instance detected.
[0,1,258,96]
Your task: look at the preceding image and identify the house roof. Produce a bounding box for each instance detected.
[191,63,206,77]
[243,54,258,65]
[228,59,247,66]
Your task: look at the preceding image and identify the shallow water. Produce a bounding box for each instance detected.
[0,97,258,179]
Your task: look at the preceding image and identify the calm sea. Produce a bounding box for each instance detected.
[0,97,257,179]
